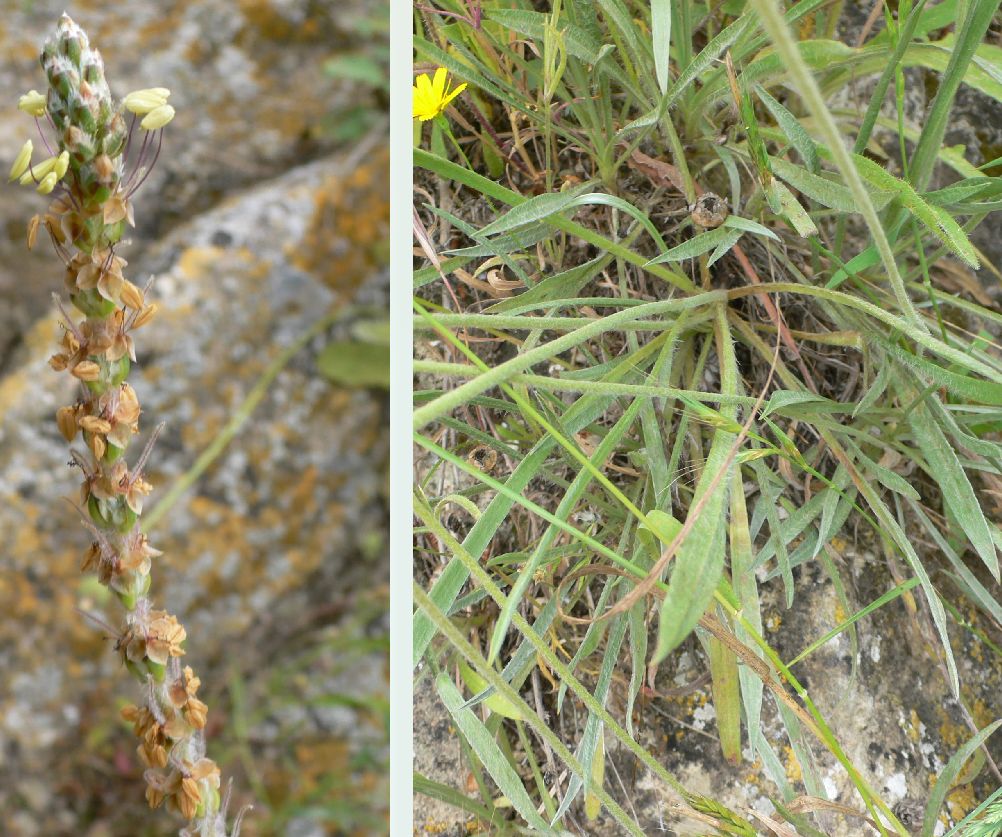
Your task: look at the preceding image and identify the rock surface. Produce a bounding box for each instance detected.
[0,2,388,834]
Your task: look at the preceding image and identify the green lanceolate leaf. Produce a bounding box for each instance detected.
[850,152,979,267]
[435,672,553,832]
[317,340,390,389]
[771,156,893,213]
[652,310,737,662]
[909,400,999,581]
[707,629,742,764]
[767,179,818,236]
[651,0,672,97]
[637,509,684,560]
[458,662,524,720]
[647,225,739,264]
[756,84,818,172]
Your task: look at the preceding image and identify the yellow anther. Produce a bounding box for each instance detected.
[54,150,70,178]
[124,88,170,115]
[36,171,58,194]
[19,154,57,185]
[18,90,47,117]
[9,139,33,181]
[140,104,175,130]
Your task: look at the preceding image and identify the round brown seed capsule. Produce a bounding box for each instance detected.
[690,192,729,228]
[467,444,498,474]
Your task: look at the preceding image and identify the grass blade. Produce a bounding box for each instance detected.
[909,400,999,581]
[435,672,553,832]
[652,0,671,96]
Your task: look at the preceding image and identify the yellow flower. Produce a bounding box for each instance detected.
[413,67,467,121]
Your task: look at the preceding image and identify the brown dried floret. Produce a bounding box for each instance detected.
[71,360,100,381]
[56,405,79,441]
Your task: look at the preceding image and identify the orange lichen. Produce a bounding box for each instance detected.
[292,145,390,296]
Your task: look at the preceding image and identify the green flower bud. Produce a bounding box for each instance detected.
[87,494,105,527]
[124,659,147,680]
[61,32,82,66]
[71,289,117,318]
[84,356,131,396]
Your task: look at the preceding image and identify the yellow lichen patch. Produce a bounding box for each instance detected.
[906,709,922,743]
[294,738,351,790]
[292,145,390,297]
[176,245,230,280]
[237,0,324,43]
[0,566,40,620]
[0,314,63,424]
[170,495,256,596]
[946,783,977,823]
[133,3,191,50]
[783,745,803,783]
[833,599,846,624]
[939,711,969,750]
[970,698,993,729]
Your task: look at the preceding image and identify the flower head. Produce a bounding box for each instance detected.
[413,67,467,121]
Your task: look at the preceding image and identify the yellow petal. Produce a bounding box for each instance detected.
[440,82,467,109]
[431,67,448,98]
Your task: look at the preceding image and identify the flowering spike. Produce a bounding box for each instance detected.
[20,15,238,836]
